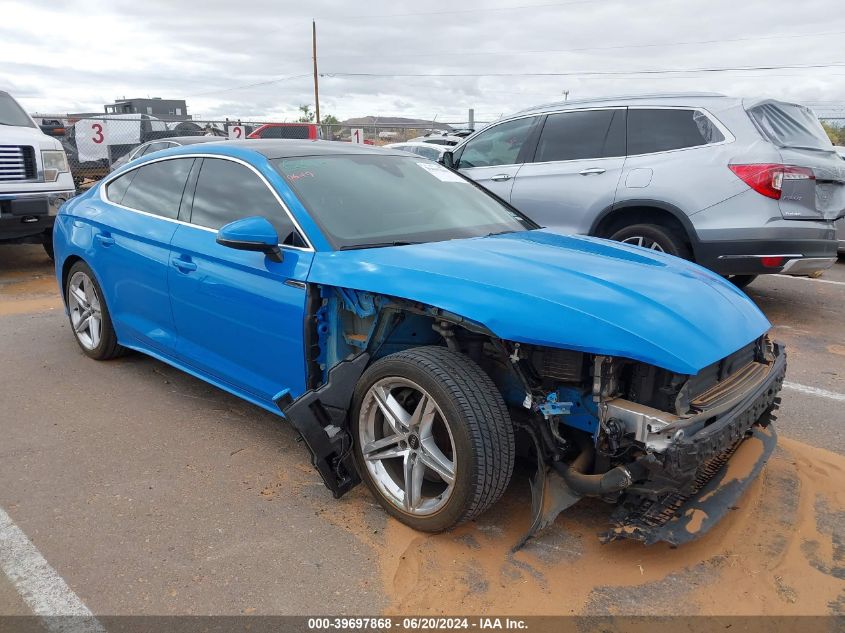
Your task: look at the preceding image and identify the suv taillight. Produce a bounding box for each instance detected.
[729,164,814,199]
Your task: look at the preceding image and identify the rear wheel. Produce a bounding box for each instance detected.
[351,346,515,532]
[65,261,125,360]
[609,223,691,260]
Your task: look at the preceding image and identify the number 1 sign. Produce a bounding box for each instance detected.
[349,128,364,144]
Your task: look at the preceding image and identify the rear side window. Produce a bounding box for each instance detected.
[627,109,725,155]
[190,158,302,245]
[109,158,194,219]
[457,117,537,168]
[747,102,833,151]
[534,109,625,162]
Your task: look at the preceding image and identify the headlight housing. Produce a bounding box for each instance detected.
[41,150,69,182]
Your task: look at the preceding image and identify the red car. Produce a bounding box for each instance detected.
[247,123,320,140]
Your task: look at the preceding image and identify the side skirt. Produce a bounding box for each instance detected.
[275,353,370,498]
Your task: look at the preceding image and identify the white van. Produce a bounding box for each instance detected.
[1,90,75,258]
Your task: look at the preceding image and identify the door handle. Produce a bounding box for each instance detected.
[490,174,512,182]
[94,234,115,247]
[579,167,606,176]
[172,258,197,273]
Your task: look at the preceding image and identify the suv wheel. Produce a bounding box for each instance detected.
[609,223,691,260]
[726,274,757,289]
[351,346,515,532]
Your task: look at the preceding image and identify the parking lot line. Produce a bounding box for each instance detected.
[0,506,105,633]
[783,381,845,402]
[773,274,845,287]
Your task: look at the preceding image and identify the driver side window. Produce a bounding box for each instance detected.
[190,158,305,247]
[457,117,537,169]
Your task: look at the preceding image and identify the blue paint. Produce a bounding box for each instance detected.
[308,231,770,375]
[538,392,573,418]
[54,141,771,422]
[554,387,600,435]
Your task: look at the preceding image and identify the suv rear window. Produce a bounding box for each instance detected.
[746,102,833,151]
[627,109,724,155]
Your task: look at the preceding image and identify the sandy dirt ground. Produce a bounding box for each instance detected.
[1,244,843,620]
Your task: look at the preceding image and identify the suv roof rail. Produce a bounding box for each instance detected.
[514,92,728,114]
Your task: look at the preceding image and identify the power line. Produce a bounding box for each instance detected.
[314,29,845,61]
[188,74,310,97]
[321,61,845,79]
[317,0,606,20]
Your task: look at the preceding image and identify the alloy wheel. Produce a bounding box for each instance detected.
[620,235,666,252]
[358,377,457,515]
[67,271,102,351]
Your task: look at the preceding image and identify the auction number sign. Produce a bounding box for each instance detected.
[227,125,246,139]
[350,128,364,144]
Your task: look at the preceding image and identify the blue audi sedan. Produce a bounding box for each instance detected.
[54,140,785,545]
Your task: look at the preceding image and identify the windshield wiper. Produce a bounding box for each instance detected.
[339,240,420,250]
[485,230,517,237]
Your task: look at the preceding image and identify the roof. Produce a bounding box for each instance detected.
[223,139,408,159]
[164,136,225,144]
[514,92,735,115]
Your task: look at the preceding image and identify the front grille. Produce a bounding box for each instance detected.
[685,339,758,402]
[0,145,37,181]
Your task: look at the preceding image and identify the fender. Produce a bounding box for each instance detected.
[590,198,703,260]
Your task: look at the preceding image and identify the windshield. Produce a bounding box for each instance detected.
[746,101,834,152]
[0,92,35,128]
[273,154,536,249]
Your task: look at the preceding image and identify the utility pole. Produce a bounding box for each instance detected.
[312,19,320,125]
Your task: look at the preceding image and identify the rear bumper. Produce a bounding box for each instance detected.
[696,237,838,275]
[0,190,73,242]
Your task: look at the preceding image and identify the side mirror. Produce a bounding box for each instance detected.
[440,150,455,168]
[216,216,282,262]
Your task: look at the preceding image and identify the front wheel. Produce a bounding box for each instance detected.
[351,346,515,532]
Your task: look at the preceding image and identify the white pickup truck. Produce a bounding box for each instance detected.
[1,90,75,259]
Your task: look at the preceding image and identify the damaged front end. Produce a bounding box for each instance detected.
[513,335,786,548]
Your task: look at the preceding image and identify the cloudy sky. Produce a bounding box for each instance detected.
[2,0,844,125]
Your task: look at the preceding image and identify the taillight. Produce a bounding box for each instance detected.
[728,164,814,199]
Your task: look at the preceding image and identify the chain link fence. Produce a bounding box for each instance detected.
[30,115,491,190]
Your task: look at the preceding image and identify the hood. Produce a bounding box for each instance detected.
[0,123,60,150]
[307,230,770,375]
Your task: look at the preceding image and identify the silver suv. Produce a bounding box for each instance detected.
[443,93,843,285]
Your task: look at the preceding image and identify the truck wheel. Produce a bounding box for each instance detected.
[351,346,515,532]
[610,223,691,260]
[727,274,757,289]
[43,236,54,261]
[64,261,125,360]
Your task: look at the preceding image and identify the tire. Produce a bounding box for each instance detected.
[43,235,54,261]
[727,274,757,289]
[351,346,515,532]
[64,260,125,360]
[609,223,692,260]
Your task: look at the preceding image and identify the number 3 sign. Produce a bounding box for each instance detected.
[74,119,111,162]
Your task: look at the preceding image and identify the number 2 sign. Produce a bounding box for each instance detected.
[227,125,245,139]
[350,128,364,144]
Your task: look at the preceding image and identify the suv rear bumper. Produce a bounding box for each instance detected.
[696,237,838,275]
[0,190,74,242]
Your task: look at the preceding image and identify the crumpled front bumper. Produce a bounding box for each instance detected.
[602,343,786,545]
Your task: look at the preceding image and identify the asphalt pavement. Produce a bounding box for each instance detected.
[1,244,843,619]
